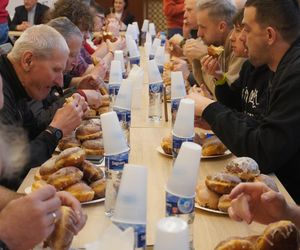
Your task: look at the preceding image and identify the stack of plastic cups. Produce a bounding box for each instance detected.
[114,50,126,78]
[141,19,149,44]
[101,111,130,217]
[172,99,195,158]
[127,24,139,45]
[109,60,123,107]
[171,72,187,125]
[150,38,161,60]
[149,22,156,41]
[128,36,140,66]
[154,45,165,74]
[133,21,140,44]
[166,142,202,250]
[113,79,133,145]
[144,32,152,59]
[112,164,147,250]
[154,217,189,250]
[128,65,144,110]
[147,60,163,121]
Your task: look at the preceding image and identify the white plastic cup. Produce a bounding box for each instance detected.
[126,24,138,42]
[154,45,165,67]
[141,19,149,33]
[109,60,123,84]
[100,111,129,155]
[146,32,152,45]
[167,142,202,198]
[144,42,152,59]
[147,59,162,83]
[112,164,148,224]
[114,50,125,74]
[173,99,195,138]
[128,37,140,58]
[171,71,186,100]
[149,22,156,37]
[114,79,133,111]
[133,21,140,35]
[151,38,161,58]
[154,217,189,250]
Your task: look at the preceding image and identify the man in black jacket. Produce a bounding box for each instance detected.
[10,0,49,31]
[188,0,300,203]
[0,25,87,189]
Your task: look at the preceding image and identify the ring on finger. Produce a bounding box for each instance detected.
[52,212,57,224]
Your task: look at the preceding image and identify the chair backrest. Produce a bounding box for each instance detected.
[0,43,13,55]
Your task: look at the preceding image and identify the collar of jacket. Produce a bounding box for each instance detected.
[0,55,31,101]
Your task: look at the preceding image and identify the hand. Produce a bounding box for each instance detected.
[91,59,107,79]
[187,92,215,116]
[81,90,107,109]
[169,43,184,58]
[106,37,125,52]
[16,21,31,31]
[78,74,101,90]
[172,57,190,80]
[183,39,207,60]
[228,182,288,225]
[56,191,87,235]
[201,55,223,80]
[50,94,87,136]
[0,185,61,250]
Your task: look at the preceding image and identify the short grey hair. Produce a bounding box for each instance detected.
[196,0,237,27]
[9,24,69,61]
[47,17,83,42]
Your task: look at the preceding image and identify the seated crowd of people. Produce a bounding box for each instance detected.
[0,0,300,248]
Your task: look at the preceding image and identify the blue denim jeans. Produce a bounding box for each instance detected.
[0,23,8,45]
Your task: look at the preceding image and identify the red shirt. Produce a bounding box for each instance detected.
[0,0,9,24]
[163,0,184,29]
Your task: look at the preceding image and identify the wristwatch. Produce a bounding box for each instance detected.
[46,126,63,141]
[0,240,9,250]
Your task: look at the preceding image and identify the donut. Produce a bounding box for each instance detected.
[90,179,106,199]
[55,147,86,170]
[205,173,241,195]
[47,167,83,190]
[225,157,260,181]
[64,182,95,202]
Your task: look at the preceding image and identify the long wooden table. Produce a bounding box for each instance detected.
[18,49,294,249]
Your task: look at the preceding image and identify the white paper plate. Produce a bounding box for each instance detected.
[195,203,228,215]
[156,146,232,159]
[24,186,105,205]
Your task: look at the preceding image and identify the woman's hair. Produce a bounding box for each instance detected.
[48,0,93,32]
[232,8,244,28]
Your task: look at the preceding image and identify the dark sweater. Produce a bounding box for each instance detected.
[215,60,270,120]
[0,55,58,189]
[203,37,300,203]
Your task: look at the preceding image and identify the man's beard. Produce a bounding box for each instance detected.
[0,123,29,180]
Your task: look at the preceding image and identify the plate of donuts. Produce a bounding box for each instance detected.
[156,146,232,159]
[24,186,105,205]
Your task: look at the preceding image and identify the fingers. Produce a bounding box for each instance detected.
[56,191,82,222]
[29,185,56,201]
[229,182,269,200]
[229,193,253,224]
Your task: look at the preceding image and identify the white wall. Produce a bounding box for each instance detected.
[7,0,55,18]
